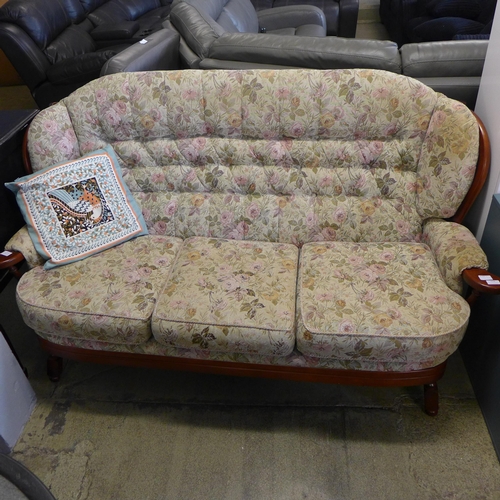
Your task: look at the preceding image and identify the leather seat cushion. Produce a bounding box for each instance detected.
[296,242,470,368]
[152,237,299,356]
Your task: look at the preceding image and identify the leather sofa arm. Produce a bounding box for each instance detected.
[401,40,488,78]
[422,218,489,295]
[207,33,401,72]
[257,5,327,31]
[101,29,180,75]
[169,2,224,59]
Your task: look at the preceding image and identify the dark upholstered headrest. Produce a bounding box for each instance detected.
[61,0,87,23]
[0,0,72,49]
[172,0,259,33]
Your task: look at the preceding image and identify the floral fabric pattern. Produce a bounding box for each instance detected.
[297,242,470,367]
[17,236,182,344]
[423,218,489,294]
[152,237,298,356]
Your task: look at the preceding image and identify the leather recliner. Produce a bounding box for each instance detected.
[0,0,173,108]
[165,0,401,71]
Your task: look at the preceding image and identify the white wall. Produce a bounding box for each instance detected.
[466,8,500,240]
[0,333,36,453]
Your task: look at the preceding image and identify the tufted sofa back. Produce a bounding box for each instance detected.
[27,69,479,246]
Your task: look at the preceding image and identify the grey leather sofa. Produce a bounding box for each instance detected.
[165,0,487,108]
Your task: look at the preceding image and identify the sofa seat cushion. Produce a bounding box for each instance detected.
[297,242,470,368]
[152,236,299,356]
[16,235,182,344]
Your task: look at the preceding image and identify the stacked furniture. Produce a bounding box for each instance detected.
[0,0,174,108]
[167,0,488,107]
[2,68,497,416]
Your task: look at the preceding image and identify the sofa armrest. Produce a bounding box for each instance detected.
[208,33,401,72]
[101,29,180,75]
[401,40,488,78]
[257,5,327,31]
[5,226,45,269]
[422,218,488,295]
[415,76,480,108]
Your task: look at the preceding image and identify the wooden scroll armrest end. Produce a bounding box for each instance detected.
[463,268,500,297]
[0,250,25,278]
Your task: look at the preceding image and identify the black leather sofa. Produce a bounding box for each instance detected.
[0,0,173,108]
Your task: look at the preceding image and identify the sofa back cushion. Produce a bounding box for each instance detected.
[26,69,479,246]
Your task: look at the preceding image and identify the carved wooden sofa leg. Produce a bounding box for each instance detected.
[424,383,439,416]
[47,355,63,382]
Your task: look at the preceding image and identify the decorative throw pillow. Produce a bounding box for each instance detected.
[6,145,148,270]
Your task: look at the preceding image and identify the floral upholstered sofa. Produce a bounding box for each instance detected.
[3,68,496,416]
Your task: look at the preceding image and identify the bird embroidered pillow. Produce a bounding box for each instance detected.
[6,145,148,269]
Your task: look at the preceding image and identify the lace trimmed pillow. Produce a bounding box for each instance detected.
[6,145,148,270]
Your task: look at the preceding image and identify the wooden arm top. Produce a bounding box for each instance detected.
[463,268,500,295]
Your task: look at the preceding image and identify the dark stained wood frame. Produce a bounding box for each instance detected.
[1,106,498,418]
[40,338,447,416]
